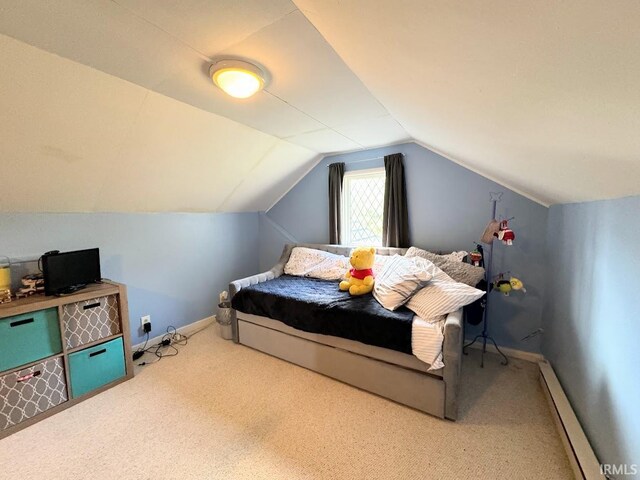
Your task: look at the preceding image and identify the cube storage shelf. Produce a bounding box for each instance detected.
[0,281,133,439]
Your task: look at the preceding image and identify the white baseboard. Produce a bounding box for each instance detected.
[539,360,603,479]
[467,341,544,363]
[132,315,215,351]
[135,318,541,363]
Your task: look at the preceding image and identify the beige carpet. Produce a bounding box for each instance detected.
[0,325,571,480]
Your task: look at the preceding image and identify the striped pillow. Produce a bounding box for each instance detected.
[406,258,485,319]
[373,255,433,311]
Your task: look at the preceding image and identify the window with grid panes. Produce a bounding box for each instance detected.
[341,168,385,246]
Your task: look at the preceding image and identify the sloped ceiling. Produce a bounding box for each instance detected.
[1,1,638,211]
[0,0,411,212]
[0,1,408,152]
[0,34,318,212]
[293,0,640,205]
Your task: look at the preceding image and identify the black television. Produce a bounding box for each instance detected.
[42,248,102,295]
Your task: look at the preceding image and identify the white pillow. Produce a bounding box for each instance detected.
[284,247,349,280]
[373,255,433,311]
[373,254,391,276]
[406,258,485,319]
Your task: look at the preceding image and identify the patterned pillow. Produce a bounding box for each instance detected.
[405,246,485,287]
[406,258,485,319]
[373,255,433,311]
[284,247,349,280]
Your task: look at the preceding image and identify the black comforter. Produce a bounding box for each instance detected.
[231,275,414,354]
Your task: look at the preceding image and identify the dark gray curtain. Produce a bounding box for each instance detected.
[328,162,345,244]
[382,153,410,247]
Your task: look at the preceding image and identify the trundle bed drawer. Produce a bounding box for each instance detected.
[0,308,62,372]
[0,357,68,431]
[62,295,121,349]
[238,319,446,417]
[68,337,125,398]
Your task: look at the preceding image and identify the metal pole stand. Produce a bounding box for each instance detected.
[463,325,509,367]
[463,192,509,368]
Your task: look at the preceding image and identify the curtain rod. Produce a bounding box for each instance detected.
[326,153,403,167]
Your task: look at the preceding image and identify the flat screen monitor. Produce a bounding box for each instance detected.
[42,248,101,295]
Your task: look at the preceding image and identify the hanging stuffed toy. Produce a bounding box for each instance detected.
[509,277,526,293]
[481,219,500,244]
[470,248,483,267]
[492,273,526,296]
[496,280,512,295]
[497,219,515,245]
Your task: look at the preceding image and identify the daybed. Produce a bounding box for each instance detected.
[229,244,463,420]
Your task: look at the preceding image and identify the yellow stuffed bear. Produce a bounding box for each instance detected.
[339,246,376,296]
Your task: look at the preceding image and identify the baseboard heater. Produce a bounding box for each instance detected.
[539,361,604,479]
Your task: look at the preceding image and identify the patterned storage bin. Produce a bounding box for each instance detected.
[62,295,121,349]
[0,357,68,431]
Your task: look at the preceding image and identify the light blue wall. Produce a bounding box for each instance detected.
[0,213,259,343]
[264,142,549,352]
[542,195,640,472]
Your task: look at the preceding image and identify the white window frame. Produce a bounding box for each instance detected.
[341,167,386,246]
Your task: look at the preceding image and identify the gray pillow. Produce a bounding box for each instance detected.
[405,246,485,287]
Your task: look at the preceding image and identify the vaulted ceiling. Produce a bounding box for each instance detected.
[0,1,638,211]
[293,0,640,205]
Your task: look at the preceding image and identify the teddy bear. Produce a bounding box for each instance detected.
[339,246,376,296]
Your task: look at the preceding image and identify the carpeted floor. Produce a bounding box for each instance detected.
[0,325,572,479]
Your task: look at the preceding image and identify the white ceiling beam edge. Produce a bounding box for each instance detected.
[264,139,549,214]
[264,154,325,213]
[411,140,549,207]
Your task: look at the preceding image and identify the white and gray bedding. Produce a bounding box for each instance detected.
[233,245,484,372]
[229,243,470,420]
[373,254,432,310]
[231,274,453,370]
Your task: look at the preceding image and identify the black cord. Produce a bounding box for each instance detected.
[132,331,150,360]
[137,325,190,366]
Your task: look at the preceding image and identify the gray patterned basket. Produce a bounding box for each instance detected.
[0,357,68,430]
[62,295,121,349]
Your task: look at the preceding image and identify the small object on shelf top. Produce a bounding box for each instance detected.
[0,256,12,304]
[15,274,45,299]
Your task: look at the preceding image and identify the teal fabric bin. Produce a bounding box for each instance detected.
[68,337,125,398]
[0,308,62,372]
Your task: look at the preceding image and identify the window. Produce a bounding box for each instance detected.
[341,168,386,246]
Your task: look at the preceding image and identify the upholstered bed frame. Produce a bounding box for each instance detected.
[229,244,463,420]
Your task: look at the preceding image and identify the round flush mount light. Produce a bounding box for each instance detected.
[209,59,267,99]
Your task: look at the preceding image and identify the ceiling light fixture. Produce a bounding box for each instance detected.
[209,59,266,99]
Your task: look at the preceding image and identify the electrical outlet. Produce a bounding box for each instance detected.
[141,315,151,329]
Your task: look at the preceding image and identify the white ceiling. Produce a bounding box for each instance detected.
[1,1,638,210]
[0,34,318,212]
[293,0,640,205]
[0,0,408,152]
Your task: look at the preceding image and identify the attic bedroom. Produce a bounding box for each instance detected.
[0,2,637,479]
